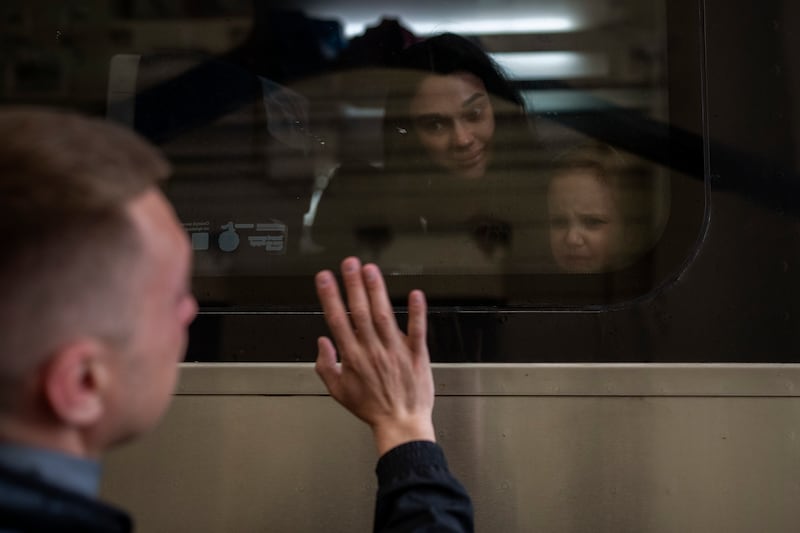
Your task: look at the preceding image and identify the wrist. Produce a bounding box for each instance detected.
[372,417,436,456]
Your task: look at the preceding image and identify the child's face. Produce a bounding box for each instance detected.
[548,170,624,273]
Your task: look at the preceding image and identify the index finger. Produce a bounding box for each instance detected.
[315,269,358,351]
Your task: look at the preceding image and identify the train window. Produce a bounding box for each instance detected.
[2,0,706,360]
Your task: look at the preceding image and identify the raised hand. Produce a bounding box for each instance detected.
[314,257,436,455]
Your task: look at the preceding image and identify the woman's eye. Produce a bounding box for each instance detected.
[465,107,483,122]
[417,117,447,133]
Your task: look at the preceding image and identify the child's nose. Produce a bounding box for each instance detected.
[566,226,584,246]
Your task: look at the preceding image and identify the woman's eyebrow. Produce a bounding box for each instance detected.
[413,112,447,120]
[461,92,487,108]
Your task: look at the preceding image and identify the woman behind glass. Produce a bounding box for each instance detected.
[314,33,545,271]
[383,33,536,181]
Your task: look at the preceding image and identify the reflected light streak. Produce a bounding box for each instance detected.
[345,16,575,38]
[491,51,609,80]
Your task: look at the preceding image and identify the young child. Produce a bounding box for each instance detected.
[547,143,629,273]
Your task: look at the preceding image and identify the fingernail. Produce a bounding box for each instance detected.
[316,272,330,286]
[343,257,358,273]
[363,266,376,282]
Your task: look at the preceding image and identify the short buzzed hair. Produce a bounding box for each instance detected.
[0,107,171,396]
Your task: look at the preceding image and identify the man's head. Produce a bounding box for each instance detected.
[0,107,196,456]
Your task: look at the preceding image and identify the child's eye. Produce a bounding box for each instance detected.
[582,216,608,228]
[549,217,568,229]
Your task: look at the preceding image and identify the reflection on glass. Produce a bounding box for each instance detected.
[2,0,677,302]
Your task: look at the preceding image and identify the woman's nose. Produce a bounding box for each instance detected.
[451,120,475,148]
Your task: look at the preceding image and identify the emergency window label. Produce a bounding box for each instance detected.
[184,220,288,254]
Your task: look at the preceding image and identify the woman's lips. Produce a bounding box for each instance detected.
[452,149,486,168]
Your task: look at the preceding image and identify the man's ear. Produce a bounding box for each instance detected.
[42,338,111,427]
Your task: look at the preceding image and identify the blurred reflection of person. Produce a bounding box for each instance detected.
[313,33,543,265]
[547,143,630,273]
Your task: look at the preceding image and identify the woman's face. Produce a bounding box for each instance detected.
[548,170,624,273]
[408,72,495,180]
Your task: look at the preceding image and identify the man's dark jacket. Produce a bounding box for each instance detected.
[0,441,473,532]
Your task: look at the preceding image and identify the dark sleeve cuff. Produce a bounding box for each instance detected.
[376,441,447,486]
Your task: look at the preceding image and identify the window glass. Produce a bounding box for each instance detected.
[1,0,703,307]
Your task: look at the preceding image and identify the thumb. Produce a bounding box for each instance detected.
[315,336,341,392]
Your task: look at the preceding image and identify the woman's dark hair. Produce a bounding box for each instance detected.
[382,33,536,174]
[391,33,525,110]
